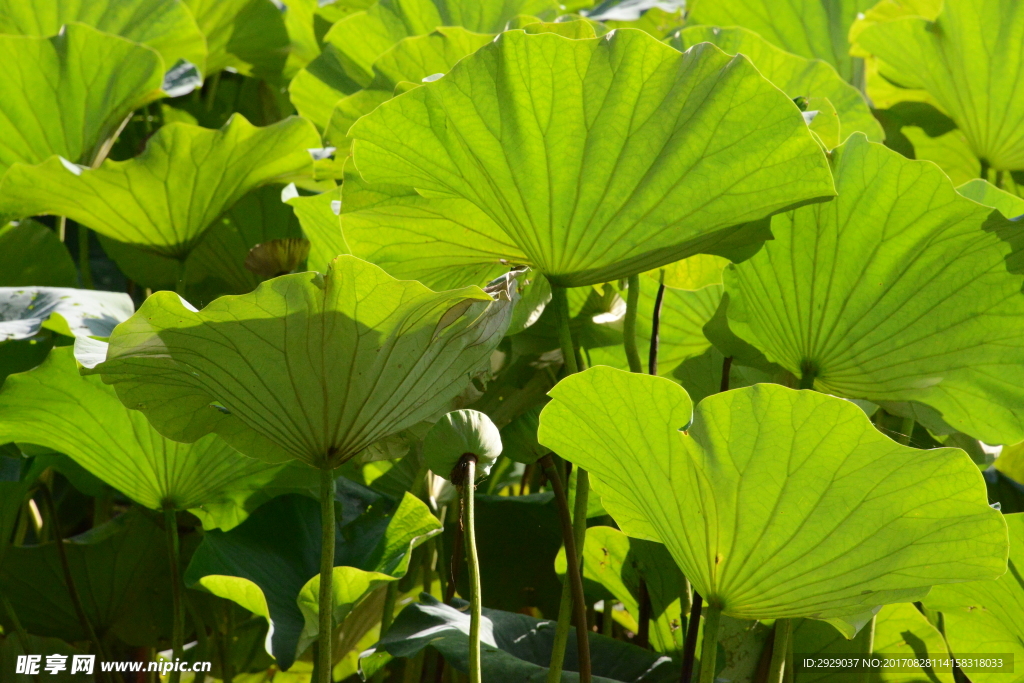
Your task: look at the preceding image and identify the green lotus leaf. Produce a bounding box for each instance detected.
[855,0,1024,171]
[0,115,319,261]
[554,526,687,653]
[184,484,440,669]
[182,0,289,81]
[499,406,545,465]
[959,179,1024,220]
[0,459,35,570]
[0,23,164,177]
[672,26,882,145]
[0,632,95,683]
[923,513,1024,683]
[0,347,312,528]
[0,509,176,647]
[325,89,394,153]
[687,0,874,82]
[0,286,134,342]
[423,409,502,480]
[538,366,1008,631]
[726,135,1024,444]
[648,254,728,291]
[365,593,677,683]
[84,255,518,468]
[288,187,348,273]
[0,0,207,74]
[0,221,77,287]
[349,29,835,287]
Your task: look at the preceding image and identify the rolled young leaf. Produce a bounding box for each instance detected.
[423,409,502,481]
[538,366,1008,635]
[349,28,836,287]
[85,256,518,468]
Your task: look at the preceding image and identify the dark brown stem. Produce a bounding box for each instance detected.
[679,592,703,683]
[444,498,464,604]
[649,282,666,375]
[636,580,651,649]
[519,463,534,496]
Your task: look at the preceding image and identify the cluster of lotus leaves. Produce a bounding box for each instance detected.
[84,256,519,469]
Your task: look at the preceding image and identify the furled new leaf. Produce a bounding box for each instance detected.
[0,116,319,261]
[0,23,164,176]
[350,29,835,287]
[538,367,1008,632]
[0,0,207,73]
[726,135,1024,444]
[85,256,517,468]
[0,347,313,527]
[184,485,440,669]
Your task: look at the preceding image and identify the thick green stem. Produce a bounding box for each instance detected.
[861,615,877,683]
[698,604,722,683]
[623,274,643,373]
[164,508,185,683]
[602,601,615,637]
[767,619,792,683]
[318,467,336,683]
[541,455,591,683]
[57,216,67,242]
[799,362,816,390]
[78,225,94,289]
[550,283,578,375]
[898,416,915,446]
[461,459,482,683]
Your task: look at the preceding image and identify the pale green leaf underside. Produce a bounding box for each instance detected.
[672,26,883,145]
[0,0,208,74]
[0,348,300,521]
[856,0,1024,170]
[0,23,164,176]
[538,366,1008,622]
[688,0,875,81]
[726,135,1024,444]
[0,286,134,341]
[87,256,516,468]
[350,29,835,287]
[924,514,1024,683]
[0,115,319,260]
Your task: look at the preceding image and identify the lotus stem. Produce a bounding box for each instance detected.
[799,361,817,390]
[78,226,94,289]
[767,619,792,683]
[444,502,463,604]
[602,601,615,637]
[540,455,592,682]
[860,616,876,683]
[57,215,67,242]
[454,455,483,683]
[636,579,651,649]
[318,466,336,683]
[550,282,578,375]
[373,581,400,683]
[649,278,666,375]
[698,603,722,683]
[898,416,915,446]
[720,357,733,393]
[679,591,702,683]
[624,274,643,373]
[163,508,185,683]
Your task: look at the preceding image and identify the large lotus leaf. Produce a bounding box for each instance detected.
[184,485,440,670]
[554,526,687,653]
[85,256,517,468]
[0,287,134,342]
[366,594,678,683]
[349,29,835,287]
[182,0,289,81]
[0,347,313,528]
[0,509,176,647]
[538,366,1008,631]
[0,23,164,176]
[855,0,1024,171]
[0,0,207,73]
[672,26,882,145]
[958,179,1024,220]
[725,135,1024,444]
[923,513,1024,683]
[0,116,319,260]
[687,0,875,82]
[0,221,77,287]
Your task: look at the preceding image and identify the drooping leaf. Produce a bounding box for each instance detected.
[0,116,319,261]
[0,509,177,647]
[958,179,1024,219]
[182,0,289,81]
[423,409,502,481]
[0,0,208,74]
[672,26,882,145]
[365,593,678,682]
[0,23,164,176]
[350,29,835,287]
[0,287,133,342]
[538,366,1008,633]
[855,0,1024,171]
[923,513,1024,682]
[0,347,313,527]
[184,484,441,670]
[725,135,1024,444]
[687,0,875,82]
[85,256,518,468]
[0,221,77,287]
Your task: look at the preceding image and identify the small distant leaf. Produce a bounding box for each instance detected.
[244,238,311,279]
[182,0,289,81]
[0,116,320,260]
[0,221,77,287]
[539,367,1008,631]
[0,287,133,342]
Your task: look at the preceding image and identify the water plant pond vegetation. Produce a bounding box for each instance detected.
[1,1,1023,682]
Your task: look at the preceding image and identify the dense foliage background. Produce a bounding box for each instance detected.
[1,0,1024,682]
